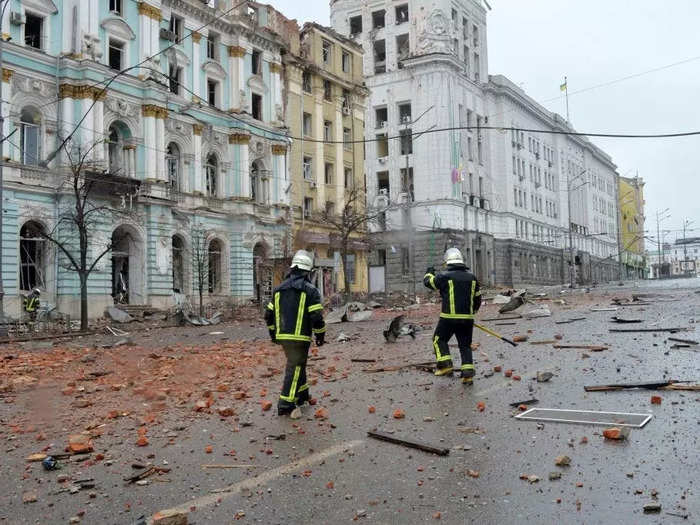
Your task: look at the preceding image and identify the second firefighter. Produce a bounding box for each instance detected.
[423,248,482,384]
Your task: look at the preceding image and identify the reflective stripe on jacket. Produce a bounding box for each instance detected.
[264,272,325,342]
[423,265,481,319]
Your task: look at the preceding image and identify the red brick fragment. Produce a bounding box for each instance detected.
[504,370,513,378]
[476,402,485,412]
[512,375,521,381]
[261,400,272,411]
[314,407,329,420]
[368,406,376,414]
[392,409,405,419]
[493,366,502,373]
[650,396,662,405]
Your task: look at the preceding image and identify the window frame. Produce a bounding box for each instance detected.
[166,143,181,192]
[322,39,332,65]
[108,38,125,71]
[109,0,122,15]
[169,14,184,42]
[251,49,262,75]
[341,50,351,73]
[205,154,218,197]
[24,12,44,50]
[19,109,40,166]
[207,78,219,107]
[251,92,263,121]
[207,32,219,61]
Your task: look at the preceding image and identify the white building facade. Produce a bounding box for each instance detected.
[331,0,496,292]
[486,76,620,286]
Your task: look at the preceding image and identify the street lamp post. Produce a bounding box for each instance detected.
[655,208,670,278]
[0,0,10,321]
[682,218,694,275]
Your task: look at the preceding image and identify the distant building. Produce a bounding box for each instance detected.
[618,176,646,278]
[668,238,700,277]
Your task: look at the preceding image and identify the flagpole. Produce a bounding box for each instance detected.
[564,76,570,123]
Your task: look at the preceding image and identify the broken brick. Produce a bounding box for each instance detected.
[504,370,513,378]
[433,511,441,520]
[513,335,528,343]
[493,366,502,373]
[512,375,521,381]
[68,435,94,454]
[314,407,329,420]
[368,406,376,414]
[650,396,662,405]
[205,445,213,454]
[476,402,485,412]
[233,391,246,400]
[217,407,235,417]
[392,409,405,419]
[467,470,479,478]
[554,455,571,467]
[602,427,626,441]
[136,436,149,447]
[151,509,188,525]
[261,400,272,411]
[518,405,528,411]
[326,481,334,489]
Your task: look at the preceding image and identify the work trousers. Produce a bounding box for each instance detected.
[432,318,475,373]
[278,341,311,411]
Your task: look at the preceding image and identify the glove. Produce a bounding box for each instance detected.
[315,332,325,347]
[426,266,436,275]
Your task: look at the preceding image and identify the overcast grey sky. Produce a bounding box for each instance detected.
[270,0,700,244]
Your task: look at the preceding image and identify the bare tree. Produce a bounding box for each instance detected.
[319,187,386,302]
[38,142,135,330]
[190,222,209,318]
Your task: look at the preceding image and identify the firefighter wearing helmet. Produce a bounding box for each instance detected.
[423,248,482,384]
[264,250,326,417]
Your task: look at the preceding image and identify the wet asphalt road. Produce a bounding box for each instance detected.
[1,278,699,524]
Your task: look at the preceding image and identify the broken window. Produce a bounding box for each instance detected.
[303,156,312,180]
[342,51,351,73]
[303,113,312,136]
[302,70,312,93]
[344,167,352,188]
[108,39,124,70]
[107,123,126,174]
[166,142,180,191]
[169,15,183,41]
[399,129,413,155]
[324,80,332,101]
[398,103,412,124]
[343,127,352,150]
[324,162,333,185]
[19,221,46,292]
[324,120,332,142]
[322,39,332,64]
[172,235,185,293]
[251,93,262,120]
[376,133,389,158]
[377,171,390,195]
[350,15,363,36]
[303,197,313,218]
[375,107,388,129]
[110,0,122,15]
[168,64,182,95]
[396,33,409,67]
[207,78,218,107]
[373,40,386,74]
[372,10,385,29]
[19,107,40,166]
[251,49,262,75]
[205,154,217,197]
[208,239,223,294]
[25,13,43,49]
[395,4,409,24]
[207,32,219,60]
[474,53,480,82]
[325,201,335,217]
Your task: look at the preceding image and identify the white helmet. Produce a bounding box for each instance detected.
[290,250,314,271]
[444,247,464,266]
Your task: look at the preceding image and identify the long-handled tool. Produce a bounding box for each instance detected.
[474,323,518,347]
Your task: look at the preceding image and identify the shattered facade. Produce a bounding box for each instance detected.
[0,0,294,318]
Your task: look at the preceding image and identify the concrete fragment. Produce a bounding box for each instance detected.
[392,409,405,419]
[602,427,629,441]
[512,335,528,343]
[548,471,561,481]
[150,509,188,525]
[650,396,662,405]
[643,503,661,513]
[68,434,94,454]
[554,455,571,466]
[22,491,38,504]
[217,407,235,417]
[105,307,134,323]
[528,475,540,483]
[524,305,551,319]
[537,372,553,383]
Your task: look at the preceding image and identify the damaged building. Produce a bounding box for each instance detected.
[0,0,295,319]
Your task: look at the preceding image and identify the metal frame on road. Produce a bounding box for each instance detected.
[515,408,653,428]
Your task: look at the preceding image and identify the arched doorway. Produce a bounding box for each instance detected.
[253,242,272,304]
[112,225,144,305]
[19,221,46,291]
[172,235,186,293]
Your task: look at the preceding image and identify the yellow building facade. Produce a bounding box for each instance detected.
[284,23,368,297]
[618,176,646,278]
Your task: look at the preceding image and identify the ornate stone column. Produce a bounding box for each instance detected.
[2,69,13,160]
[142,105,158,181]
[91,87,106,162]
[269,62,283,124]
[192,124,204,194]
[272,143,288,205]
[137,2,162,65]
[192,32,202,100]
[334,101,344,208]
[228,46,246,112]
[154,107,168,181]
[230,132,250,198]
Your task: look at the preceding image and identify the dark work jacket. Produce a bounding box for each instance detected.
[264,272,325,343]
[423,264,482,320]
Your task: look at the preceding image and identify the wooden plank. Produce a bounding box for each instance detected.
[367,430,449,456]
[584,380,696,392]
[350,358,377,363]
[609,328,689,333]
[555,318,586,325]
[553,344,608,351]
[667,337,699,345]
[529,340,557,345]
[480,315,522,322]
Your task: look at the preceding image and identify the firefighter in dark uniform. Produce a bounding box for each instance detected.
[265,251,326,418]
[23,288,41,321]
[423,248,482,384]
